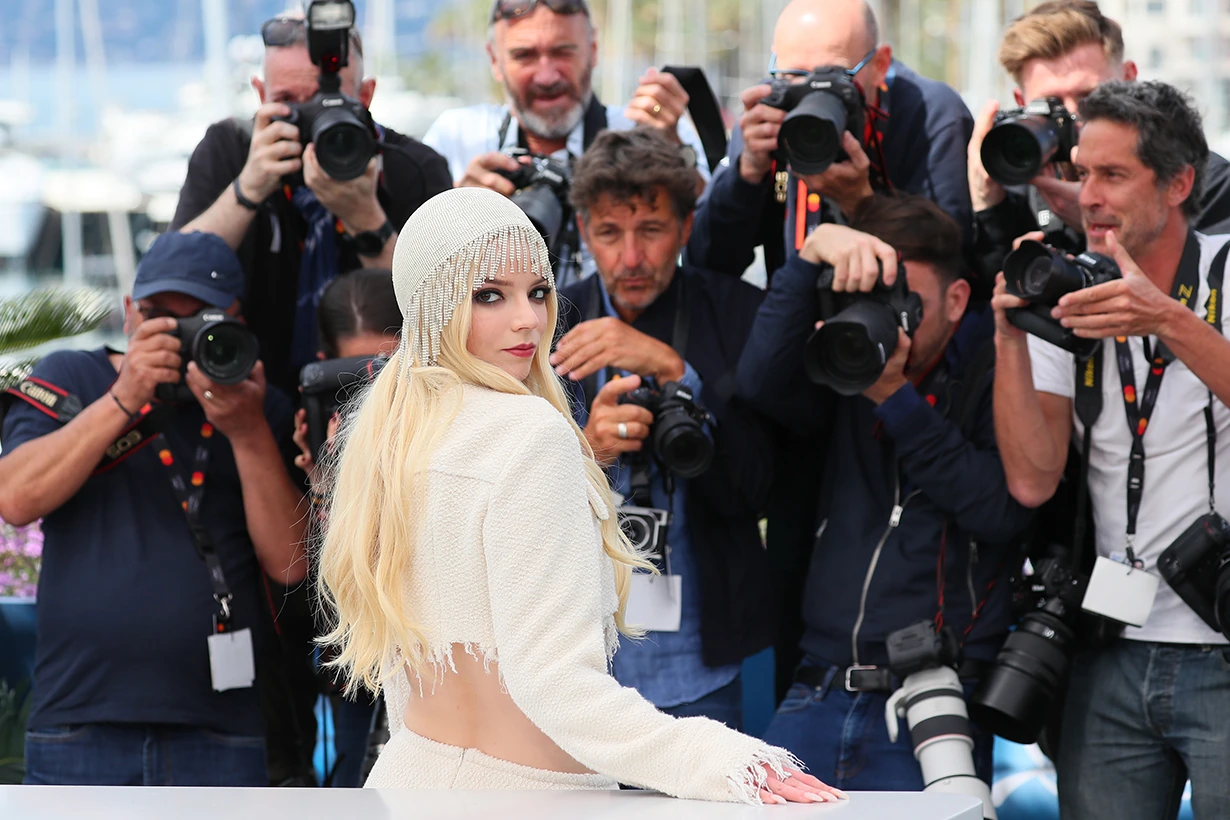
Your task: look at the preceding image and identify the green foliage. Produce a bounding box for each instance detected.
[0,288,113,392]
[0,679,32,784]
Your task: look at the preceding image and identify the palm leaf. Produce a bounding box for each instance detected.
[0,288,114,357]
[0,357,38,394]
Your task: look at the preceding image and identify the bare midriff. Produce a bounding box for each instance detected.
[399,645,594,775]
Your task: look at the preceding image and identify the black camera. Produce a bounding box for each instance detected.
[617,378,713,479]
[495,150,573,251]
[299,354,387,462]
[1158,512,1230,640]
[1003,240,1121,358]
[274,1,377,181]
[617,505,671,560]
[969,554,1088,744]
[804,258,922,396]
[981,97,1079,186]
[761,67,866,175]
[155,309,260,403]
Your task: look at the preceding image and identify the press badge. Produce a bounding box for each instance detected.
[626,574,683,632]
[1081,555,1159,627]
[207,628,256,692]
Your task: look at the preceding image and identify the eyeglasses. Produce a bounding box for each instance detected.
[489,0,590,25]
[260,16,364,56]
[768,48,877,80]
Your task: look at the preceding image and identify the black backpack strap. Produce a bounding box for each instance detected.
[660,66,727,174]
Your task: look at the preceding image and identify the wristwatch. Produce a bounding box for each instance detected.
[346,219,395,256]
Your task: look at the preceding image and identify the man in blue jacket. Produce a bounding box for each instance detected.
[687,0,974,283]
[737,194,1032,790]
[550,127,776,728]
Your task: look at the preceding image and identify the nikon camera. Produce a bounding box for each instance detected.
[760,67,866,175]
[981,97,1079,186]
[155,309,260,403]
[1002,240,1121,358]
[617,378,713,479]
[804,258,923,395]
[273,1,378,181]
[495,150,574,253]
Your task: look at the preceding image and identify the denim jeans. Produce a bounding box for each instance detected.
[1057,641,1230,820]
[762,664,993,791]
[24,723,268,786]
[660,675,743,731]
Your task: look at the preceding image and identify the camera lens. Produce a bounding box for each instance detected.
[511,185,565,247]
[312,106,376,181]
[620,515,652,550]
[779,89,849,175]
[1003,240,1089,305]
[653,408,714,479]
[803,301,900,395]
[193,321,260,385]
[981,115,1060,186]
[969,609,1076,744]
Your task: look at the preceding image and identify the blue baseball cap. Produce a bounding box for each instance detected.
[132,231,246,308]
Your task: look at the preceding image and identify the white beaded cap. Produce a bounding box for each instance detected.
[391,188,554,366]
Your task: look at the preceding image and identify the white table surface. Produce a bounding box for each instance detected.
[0,786,983,820]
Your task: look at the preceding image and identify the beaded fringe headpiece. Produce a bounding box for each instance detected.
[391,188,555,366]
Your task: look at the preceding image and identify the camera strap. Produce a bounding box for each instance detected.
[1,376,173,476]
[498,95,609,155]
[152,423,236,631]
[1111,232,1222,561]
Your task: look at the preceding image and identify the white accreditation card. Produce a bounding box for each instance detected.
[1081,556,1159,627]
[626,574,683,632]
[208,628,256,691]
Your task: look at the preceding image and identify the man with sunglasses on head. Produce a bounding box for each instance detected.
[172,13,451,398]
[687,0,973,286]
[422,0,711,287]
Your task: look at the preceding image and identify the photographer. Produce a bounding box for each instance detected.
[423,0,710,286]
[172,7,451,395]
[288,268,399,789]
[736,194,1032,790]
[0,232,307,785]
[687,0,974,283]
[992,81,1230,820]
[550,128,775,727]
[969,0,1230,286]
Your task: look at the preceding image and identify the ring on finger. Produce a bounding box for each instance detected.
[617,421,629,440]
[652,103,662,115]
[203,390,214,401]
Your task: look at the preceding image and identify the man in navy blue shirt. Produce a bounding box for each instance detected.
[0,231,307,786]
[550,128,777,728]
[736,194,1032,791]
[687,0,974,283]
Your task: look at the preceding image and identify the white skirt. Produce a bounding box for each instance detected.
[364,727,620,791]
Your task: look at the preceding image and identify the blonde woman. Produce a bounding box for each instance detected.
[316,188,845,805]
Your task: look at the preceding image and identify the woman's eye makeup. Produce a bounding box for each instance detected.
[530,285,552,301]
[474,288,503,304]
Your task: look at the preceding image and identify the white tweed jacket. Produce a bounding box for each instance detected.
[381,384,796,803]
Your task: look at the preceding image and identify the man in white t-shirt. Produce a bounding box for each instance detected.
[992,80,1230,820]
[423,0,709,287]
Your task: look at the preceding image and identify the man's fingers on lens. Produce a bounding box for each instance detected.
[971,99,999,143]
[609,419,650,442]
[741,84,774,111]
[1012,230,1045,251]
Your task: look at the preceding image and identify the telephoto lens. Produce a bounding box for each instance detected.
[980,97,1078,186]
[884,622,996,820]
[1001,241,1120,357]
[779,89,851,175]
[155,309,260,403]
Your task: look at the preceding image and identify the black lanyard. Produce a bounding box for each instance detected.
[1107,233,1226,560]
[154,419,235,632]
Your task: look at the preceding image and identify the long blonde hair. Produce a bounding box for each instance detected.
[315,243,650,697]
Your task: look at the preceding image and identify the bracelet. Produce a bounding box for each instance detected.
[109,390,140,421]
[232,176,260,211]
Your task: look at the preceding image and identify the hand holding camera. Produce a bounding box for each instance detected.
[111,317,185,413]
[238,103,305,203]
[584,374,654,466]
[459,151,524,197]
[968,100,1007,213]
[301,141,384,237]
[626,67,689,141]
[737,84,786,184]
[799,223,899,291]
[184,359,269,442]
